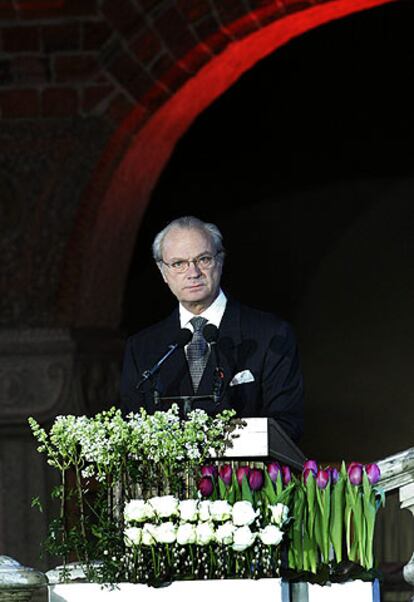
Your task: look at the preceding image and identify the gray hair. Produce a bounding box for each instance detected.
[152,216,224,263]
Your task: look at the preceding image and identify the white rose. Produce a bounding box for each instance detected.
[198,500,211,522]
[153,521,176,544]
[269,503,289,526]
[259,525,284,546]
[177,523,196,545]
[142,523,156,545]
[195,522,215,545]
[124,526,142,546]
[232,501,258,526]
[148,495,179,518]
[232,525,256,552]
[124,499,153,523]
[209,500,232,522]
[215,522,235,545]
[179,499,198,522]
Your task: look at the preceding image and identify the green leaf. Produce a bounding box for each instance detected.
[276,472,283,496]
[289,485,305,570]
[51,484,64,499]
[91,524,103,539]
[218,476,227,500]
[330,475,345,563]
[211,479,218,501]
[31,496,43,512]
[227,483,236,505]
[241,474,253,504]
[275,479,295,505]
[362,473,377,569]
[306,473,316,537]
[263,469,277,504]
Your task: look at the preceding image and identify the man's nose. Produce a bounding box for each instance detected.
[186,260,202,277]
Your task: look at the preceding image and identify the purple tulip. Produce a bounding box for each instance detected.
[282,465,291,485]
[365,463,381,485]
[267,462,281,482]
[316,469,330,489]
[201,465,218,479]
[327,466,339,484]
[303,459,318,476]
[249,468,264,491]
[348,464,363,486]
[303,468,315,484]
[198,476,213,497]
[236,466,251,486]
[347,461,362,473]
[219,464,232,486]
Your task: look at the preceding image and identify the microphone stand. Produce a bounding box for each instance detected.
[202,324,224,405]
[136,343,180,390]
[209,341,224,404]
[136,328,193,393]
[156,394,217,418]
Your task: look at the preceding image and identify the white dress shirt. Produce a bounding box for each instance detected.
[179,289,227,332]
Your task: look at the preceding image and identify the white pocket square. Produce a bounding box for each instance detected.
[229,370,255,386]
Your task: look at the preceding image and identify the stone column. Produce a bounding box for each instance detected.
[377,447,414,598]
[0,328,123,570]
[400,483,414,591]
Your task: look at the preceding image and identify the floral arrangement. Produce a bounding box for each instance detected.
[122,489,290,582]
[29,407,384,586]
[286,459,384,582]
[29,405,242,583]
[118,461,294,583]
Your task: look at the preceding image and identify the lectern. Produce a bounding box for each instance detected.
[219,417,306,471]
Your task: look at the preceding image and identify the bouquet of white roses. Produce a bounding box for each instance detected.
[122,492,290,583]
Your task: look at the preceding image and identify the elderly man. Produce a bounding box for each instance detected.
[120,216,304,442]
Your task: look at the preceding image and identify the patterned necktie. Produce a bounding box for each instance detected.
[187,317,209,392]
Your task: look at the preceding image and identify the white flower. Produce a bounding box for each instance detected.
[148,495,179,518]
[198,500,211,522]
[124,526,142,546]
[195,522,215,545]
[232,525,256,552]
[259,525,284,546]
[176,523,196,545]
[215,522,235,545]
[269,503,289,526]
[142,523,156,545]
[232,501,258,526]
[124,499,154,523]
[209,500,232,522]
[179,499,198,522]
[153,521,176,544]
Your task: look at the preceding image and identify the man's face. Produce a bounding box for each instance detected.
[159,227,223,314]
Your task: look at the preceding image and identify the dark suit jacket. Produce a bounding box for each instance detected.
[120,299,304,442]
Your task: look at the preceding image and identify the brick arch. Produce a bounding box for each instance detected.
[57,0,394,328]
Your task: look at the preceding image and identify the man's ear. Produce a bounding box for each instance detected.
[157,262,168,283]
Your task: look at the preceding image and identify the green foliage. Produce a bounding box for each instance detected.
[287,462,384,583]
[29,405,240,579]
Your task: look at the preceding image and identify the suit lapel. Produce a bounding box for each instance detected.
[153,310,194,399]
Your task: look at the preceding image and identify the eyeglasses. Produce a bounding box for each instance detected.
[161,251,222,274]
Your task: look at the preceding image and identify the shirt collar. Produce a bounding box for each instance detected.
[179,289,227,330]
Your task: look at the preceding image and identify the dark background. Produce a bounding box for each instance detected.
[123,0,414,335]
[122,1,414,462]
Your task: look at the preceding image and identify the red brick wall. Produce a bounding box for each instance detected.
[0,0,333,128]
[0,0,395,329]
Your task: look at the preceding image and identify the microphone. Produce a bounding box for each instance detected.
[203,324,224,403]
[203,323,219,344]
[136,328,192,389]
